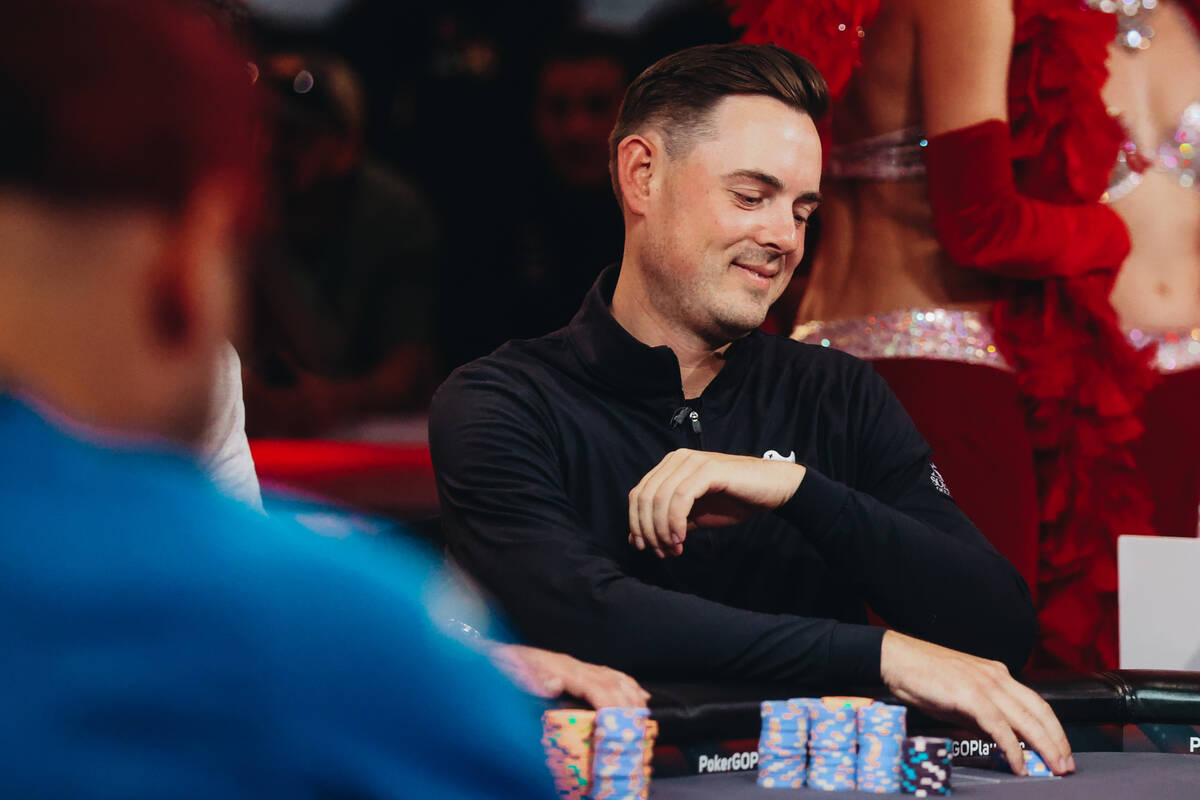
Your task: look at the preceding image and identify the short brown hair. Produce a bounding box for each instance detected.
[608,43,828,203]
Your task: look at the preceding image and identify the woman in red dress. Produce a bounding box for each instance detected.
[1101,1,1200,543]
[729,0,1198,670]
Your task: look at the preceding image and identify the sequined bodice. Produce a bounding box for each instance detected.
[1126,326,1200,371]
[826,127,928,180]
[793,309,1009,369]
[1106,102,1200,201]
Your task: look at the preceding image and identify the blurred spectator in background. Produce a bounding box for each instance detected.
[437,31,633,370]
[243,51,441,436]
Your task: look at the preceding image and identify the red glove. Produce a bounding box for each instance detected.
[924,120,1130,279]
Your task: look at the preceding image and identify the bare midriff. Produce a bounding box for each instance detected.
[796,3,1011,326]
[1104,2,1200,333]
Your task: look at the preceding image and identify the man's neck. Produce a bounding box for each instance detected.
[610,264,730,399]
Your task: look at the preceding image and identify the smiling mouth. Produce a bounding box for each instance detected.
[732,262,778,282]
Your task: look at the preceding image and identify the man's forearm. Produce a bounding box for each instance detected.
[462,549,886,685]
[777,468,1036,671]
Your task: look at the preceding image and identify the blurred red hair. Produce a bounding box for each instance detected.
[0,0,261,222]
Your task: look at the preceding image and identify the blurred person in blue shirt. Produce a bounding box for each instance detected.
[0,1,554,797]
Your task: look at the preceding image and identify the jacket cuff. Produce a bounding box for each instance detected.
[776,465,850,542]
[827,622,886,684]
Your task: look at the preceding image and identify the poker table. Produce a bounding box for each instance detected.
[651,753,1198,798]
[638,670,1200,798]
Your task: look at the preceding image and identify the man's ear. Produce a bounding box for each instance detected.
[615,132,660,216]
[148,178,240,352]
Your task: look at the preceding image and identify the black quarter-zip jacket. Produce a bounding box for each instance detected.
[430,266,1036,685]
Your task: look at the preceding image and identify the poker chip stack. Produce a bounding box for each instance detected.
[900,736,952,796]
[639,719,659,799]
[807,697,867,790]
[756,699,810,789]
[990,747,1053,777]
[856,702,907,793]
[591,707,653,800]
[542,709,595,800]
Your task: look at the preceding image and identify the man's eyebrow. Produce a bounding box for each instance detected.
[724,169,784,190]
[724,169,822,204]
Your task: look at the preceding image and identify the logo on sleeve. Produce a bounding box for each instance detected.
[930,463,951,496]
[762,449,797,463]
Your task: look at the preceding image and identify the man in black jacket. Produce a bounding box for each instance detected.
[431,43,1072,777]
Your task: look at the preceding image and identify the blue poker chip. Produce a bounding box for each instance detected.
[990,747,1054,777]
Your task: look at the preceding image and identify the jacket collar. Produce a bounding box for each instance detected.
[565,264,761,411]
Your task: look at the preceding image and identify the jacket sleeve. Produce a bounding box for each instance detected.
[776,362,1037,672]
[429,367,885,685]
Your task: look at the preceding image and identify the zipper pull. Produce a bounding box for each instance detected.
[688,409,702,434]
[670,407,691,428]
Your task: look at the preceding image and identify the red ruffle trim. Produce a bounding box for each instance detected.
[728,0,881,100]
[1004,0,1159,671]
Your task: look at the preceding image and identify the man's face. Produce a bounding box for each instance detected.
[534,56,626,188]
[638,94,822,343]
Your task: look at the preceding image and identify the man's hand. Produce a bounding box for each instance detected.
[487,644,650,709]
[627,449,806,557]
[880,631,1075,777]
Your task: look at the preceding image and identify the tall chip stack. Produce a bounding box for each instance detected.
[591,707,652,800]
[856,702,907,793]
[639,719,659,800]
[756,699,810,789]
[807,697,871,790]
[900,736,952,796]
[542,709,595,799]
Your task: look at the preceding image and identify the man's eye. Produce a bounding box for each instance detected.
[794,215,809,227]
[732,192,762,206]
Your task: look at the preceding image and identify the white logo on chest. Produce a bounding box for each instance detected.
[930,463,951,496]
[762,449,797,463]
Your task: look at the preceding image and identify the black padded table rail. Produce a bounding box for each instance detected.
[630,670,1200,779]
[642,670,1200,744]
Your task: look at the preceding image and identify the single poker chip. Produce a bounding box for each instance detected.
[990,747,1055,777]
[823,696,875,711]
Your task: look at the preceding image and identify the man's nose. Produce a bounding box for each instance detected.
[756,207,799,254]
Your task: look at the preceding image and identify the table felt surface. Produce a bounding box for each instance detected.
[650,752,1200,799]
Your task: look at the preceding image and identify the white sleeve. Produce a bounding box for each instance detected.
[198,343,264,511]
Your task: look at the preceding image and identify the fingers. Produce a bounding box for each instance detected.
[654,458,709,555]
[568,666,651,710]
[878,634,1072,779]
[628,451,674,557]
[993,674,1075,774]
[969,698,1029,777]
[629,450,703,558]
[499,647,650,710]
